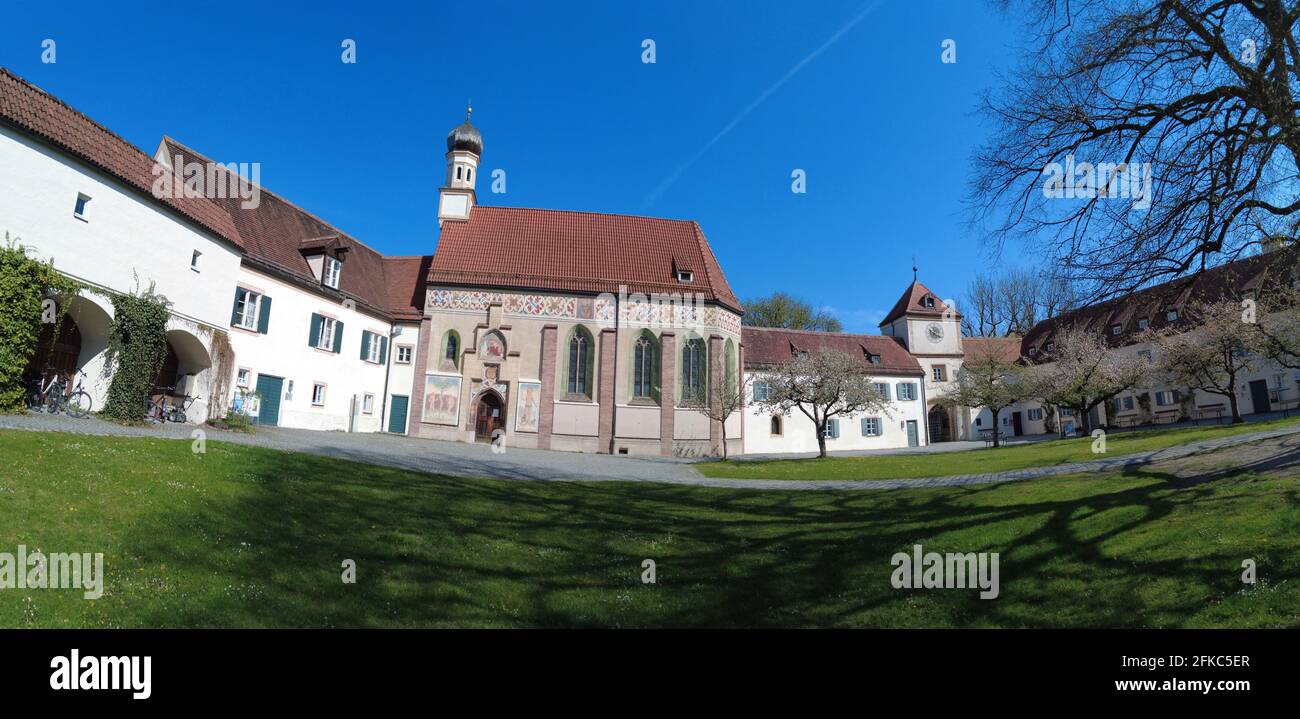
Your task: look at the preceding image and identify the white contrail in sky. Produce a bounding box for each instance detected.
[642,0,888,209]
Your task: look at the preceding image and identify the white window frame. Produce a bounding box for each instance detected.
[897,382,918,401]
[285,380,294,402]
[932,366,945,381]
[395,345,413,364]
[236,368,251,388]
[312,383,327,406]
[73,193,91,220]
[1110,324,1122,336]
[365,333,382,364]
[235,288,261,331]
[823,419,839,439]
[753,382,772,401]
[316,317,337,351]
[362,393,375,415]
[676,270,694,283]
[323,256,342,289]
[861,417,882,436]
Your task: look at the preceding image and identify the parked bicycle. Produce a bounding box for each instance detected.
[144,388,199,424]
[27,367,92,418]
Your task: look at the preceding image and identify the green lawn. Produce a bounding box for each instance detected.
[1,428,1298,628]
[700,416,1300,481]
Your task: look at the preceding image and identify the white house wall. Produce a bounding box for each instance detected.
[0,125,243,330]
[226,266,399,432]
[742,372,929,454]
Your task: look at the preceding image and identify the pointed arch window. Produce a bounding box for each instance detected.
[632,334,657,401]
[439,330,461,372]
[566,327,594,400]
[681,338,706,403]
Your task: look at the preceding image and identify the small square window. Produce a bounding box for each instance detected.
[285,380,294,401]
[1045,342,1055,352]
[932,366,946,381]
[362,393,375,414]
[73,194,91,219]
[312,383,326,406]
[1137,318,1150,330]
[1110,324,1122,336]
[868,353,881,364]
[396,345,412,364]
[191,250,202,272]
[236,368,251,388]
[1166,310,1179,322]
[676,270,694,283]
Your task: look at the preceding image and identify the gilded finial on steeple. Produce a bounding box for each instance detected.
[466,100,473,122]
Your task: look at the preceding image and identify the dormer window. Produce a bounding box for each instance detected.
[1137,317,1149,330]
[1110,324,1122,336]
[676,269,694,283]
[323,256,342,289]
[1045,341,1055,352]
[1166,310,1179,322]
[867,353,881,364]
[1027,347,1037,356]
[922,296,936,308]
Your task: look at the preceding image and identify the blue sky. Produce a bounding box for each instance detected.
[3,0,1025,332]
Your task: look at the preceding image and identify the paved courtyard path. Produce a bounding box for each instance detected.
[2,412,1298,490]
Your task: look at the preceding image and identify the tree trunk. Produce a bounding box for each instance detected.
[990,408,1001,448]
[1228,392,1243,424]
[816,424,828,458]
[720,422,729,459]
[1078,404,1092,435]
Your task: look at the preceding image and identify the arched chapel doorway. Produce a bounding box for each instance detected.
[473,390,506,442]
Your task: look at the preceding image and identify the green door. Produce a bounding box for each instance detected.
[906,420,919,447]
[388,395,409,434]
[255,375,283,426]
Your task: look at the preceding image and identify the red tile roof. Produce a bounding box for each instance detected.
[879,280,960,327]
[0,67,243,249]
[962,336,1024,364]
[429,206,742,313]
[1021,248,1298,356]
[383,255,433,321]
[742,326,923,376]
[158,137,429,321]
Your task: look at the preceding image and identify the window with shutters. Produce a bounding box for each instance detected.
[861,417,882,436]
[316,317,337,351]
[233,289,260,331]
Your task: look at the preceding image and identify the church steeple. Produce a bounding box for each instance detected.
[438,102,482,226]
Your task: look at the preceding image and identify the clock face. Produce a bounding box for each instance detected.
[926,322,945,343]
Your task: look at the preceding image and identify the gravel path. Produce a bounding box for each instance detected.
[2,412,1297,490]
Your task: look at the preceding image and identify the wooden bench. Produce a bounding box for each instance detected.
[1193,404,1226,425]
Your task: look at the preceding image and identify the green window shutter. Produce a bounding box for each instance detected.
[309,313,323,347]
[379,336,388,365]
[333,321,345,354]
[257,296,272,334]
[230,289,243,326]
[360,330,371,361]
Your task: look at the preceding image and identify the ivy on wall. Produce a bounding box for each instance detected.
[0,233,82,412]
[100,280,171,422]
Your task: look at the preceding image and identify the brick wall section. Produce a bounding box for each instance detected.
[659,332,676,455]
[598,328,617,453]
[537,324,557,450]
[737,341,745,450]
[709,334,724,454]
[406,316,433,435]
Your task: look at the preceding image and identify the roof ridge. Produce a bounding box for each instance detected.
[474,203,696,225]
[743,326,892,341]
[2,67,156,162]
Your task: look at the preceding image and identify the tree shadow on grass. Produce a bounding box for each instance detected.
[115,441,1300,628]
